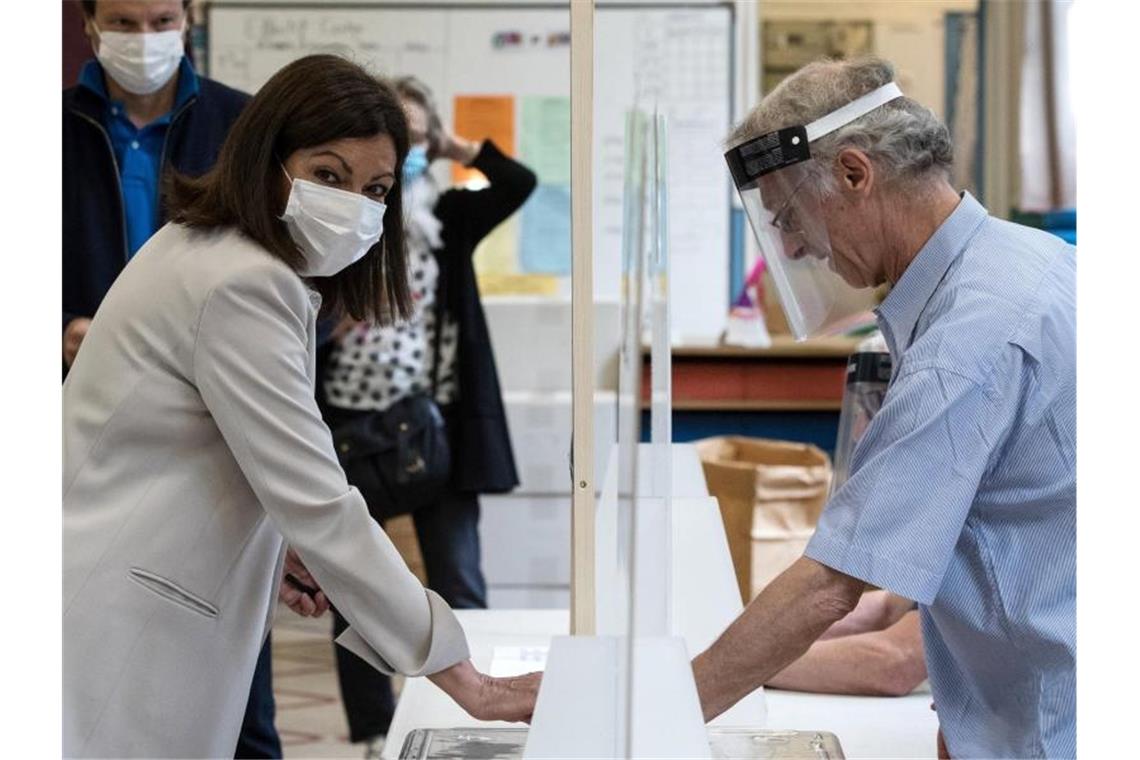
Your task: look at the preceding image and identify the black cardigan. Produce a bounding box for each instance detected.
[318,141,537,494]
[433,141,537,493]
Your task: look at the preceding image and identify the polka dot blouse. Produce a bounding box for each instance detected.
[323,247,459,412]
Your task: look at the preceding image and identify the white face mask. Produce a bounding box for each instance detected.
[279,167,387,278]
[95,24,185,96]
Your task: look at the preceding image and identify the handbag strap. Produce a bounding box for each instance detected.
[429,257,445,398]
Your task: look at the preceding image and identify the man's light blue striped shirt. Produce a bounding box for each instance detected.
[805,192,1075,758]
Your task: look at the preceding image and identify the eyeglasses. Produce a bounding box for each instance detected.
[770,175,812,235]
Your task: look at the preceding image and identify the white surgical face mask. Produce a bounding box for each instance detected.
[279,166,387,278]
[95,24,185,96]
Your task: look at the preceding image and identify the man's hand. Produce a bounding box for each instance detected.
[278,547,330,618]
[429,659,542,723]
[63,317,91,367]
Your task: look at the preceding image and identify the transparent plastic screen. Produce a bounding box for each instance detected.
[735,163,878,339]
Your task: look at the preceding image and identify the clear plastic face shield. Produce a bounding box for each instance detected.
[725,83,904,339]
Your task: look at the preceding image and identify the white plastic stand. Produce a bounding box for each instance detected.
[523,635,710,758]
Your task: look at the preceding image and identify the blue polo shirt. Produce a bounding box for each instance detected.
[77,57,199,257]
[805,193,1076,758]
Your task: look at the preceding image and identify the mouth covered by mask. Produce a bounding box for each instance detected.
[279,166,387,278]
[724,82,904,340]
[94,24,186,96]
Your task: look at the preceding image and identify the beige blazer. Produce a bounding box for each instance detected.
[63,223,469,758]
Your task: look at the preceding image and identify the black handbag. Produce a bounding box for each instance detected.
[330,286,451,522]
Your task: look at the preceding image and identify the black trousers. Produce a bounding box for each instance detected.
[331,488,487,742]
[234,635,282,759]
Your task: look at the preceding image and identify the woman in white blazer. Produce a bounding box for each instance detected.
[62,55,538,758]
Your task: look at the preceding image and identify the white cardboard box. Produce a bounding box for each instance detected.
[479,494,571,585]
[483,297,621,392]
[486,586,570,610]
[503,391,617,495]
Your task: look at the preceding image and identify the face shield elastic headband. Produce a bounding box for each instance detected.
[723,82,904,340]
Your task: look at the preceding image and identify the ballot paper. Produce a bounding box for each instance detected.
[488,645,549,677]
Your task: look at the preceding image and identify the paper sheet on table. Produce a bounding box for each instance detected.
[473,216,518,276]
[520,96,571,185]
[453,95,515,185]
[520,184,571,275]
[489,645,550,677]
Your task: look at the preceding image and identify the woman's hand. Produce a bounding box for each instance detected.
[329,314,363,343]
[278,547,330,618]
[435,131,481,167]
[428,659,542,723]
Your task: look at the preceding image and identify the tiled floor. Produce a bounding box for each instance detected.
[272,611,404,759]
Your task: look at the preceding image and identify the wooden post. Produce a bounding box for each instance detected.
[982,0,1024,218]
[570,0,596,636]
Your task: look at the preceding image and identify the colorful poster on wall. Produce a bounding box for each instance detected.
[520,95,570,185]
[476,273,560,296]
[473,216,519,275]
[452,95,515,184]
[520,183,571,275]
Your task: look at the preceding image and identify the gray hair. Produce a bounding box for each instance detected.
[728,58,953,192]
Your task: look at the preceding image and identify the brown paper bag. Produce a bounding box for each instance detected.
[696,436,832,603]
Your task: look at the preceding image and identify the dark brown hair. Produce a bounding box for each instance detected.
[81,0,192,17]
[167,55,412,322]
[393,75,444,159]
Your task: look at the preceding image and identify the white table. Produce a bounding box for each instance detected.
[382,609,939,759]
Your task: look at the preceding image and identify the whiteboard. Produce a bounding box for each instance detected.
[206,1,732,343]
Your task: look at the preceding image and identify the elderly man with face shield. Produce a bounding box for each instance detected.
[695,58,1075,759]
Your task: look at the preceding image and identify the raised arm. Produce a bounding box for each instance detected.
[433,139,537,244]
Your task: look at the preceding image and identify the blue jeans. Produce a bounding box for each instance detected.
[331,488,487,742]
[234,635,282,759]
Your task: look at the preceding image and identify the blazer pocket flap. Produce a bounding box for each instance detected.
[128,567,219,619]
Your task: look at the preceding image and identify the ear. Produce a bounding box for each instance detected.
[835,148,874,197]
[83,13,99,49]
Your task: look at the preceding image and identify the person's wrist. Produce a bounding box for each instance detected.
[431,660,485,711]
[451,138,480,165]
[691,652,721,723]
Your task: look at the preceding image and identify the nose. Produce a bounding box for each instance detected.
[778,229,809,260]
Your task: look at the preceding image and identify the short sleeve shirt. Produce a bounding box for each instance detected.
[804,193,1075,758]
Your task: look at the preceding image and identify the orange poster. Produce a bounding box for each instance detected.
[452,95,515,184]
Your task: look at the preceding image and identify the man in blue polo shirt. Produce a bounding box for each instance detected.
[62,0,248,369]
[62,3,282,758]
[698,57,1075,758]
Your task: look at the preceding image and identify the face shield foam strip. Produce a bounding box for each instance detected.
[804,82,904,142]
[724,83,904,189]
